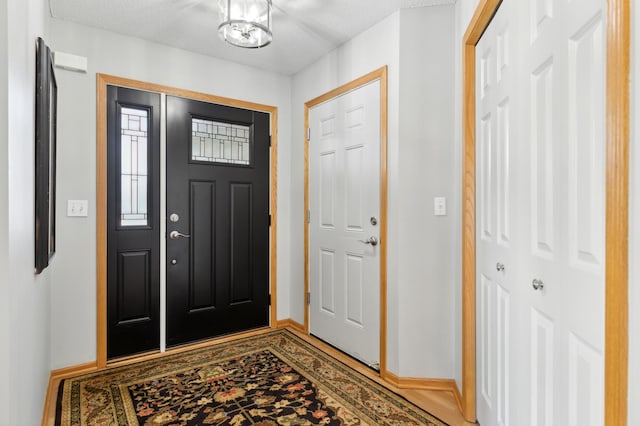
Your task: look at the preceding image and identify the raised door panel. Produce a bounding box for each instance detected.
[345,253,364,327]
[116,250,151,324]
[320,249,336,315]
[530,309,554,426]
[229,183,253,304]
[567,15,605,271]
[568,334,604,426]
[189,181,216,311]
[530,58,555,258]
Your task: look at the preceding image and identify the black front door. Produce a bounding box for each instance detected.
[166,96,270,347]
[107,86,161,358]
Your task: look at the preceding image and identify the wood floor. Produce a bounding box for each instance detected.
[42,326,477,426]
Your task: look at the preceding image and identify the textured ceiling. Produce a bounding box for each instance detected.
[48,0,456,75]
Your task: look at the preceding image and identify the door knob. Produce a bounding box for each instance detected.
[359,236,378,246]
[496,262,505,272]
[532,278,544,291]
[169,230,191,240]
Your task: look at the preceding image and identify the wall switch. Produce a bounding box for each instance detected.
[434,197,447,216]
[67,200,88,217]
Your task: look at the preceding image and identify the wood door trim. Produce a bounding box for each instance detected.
[303,66,388,377]
[96,74,279,368]
[461,0,629,423]
[604,0,630,424]
[275,318,306,333]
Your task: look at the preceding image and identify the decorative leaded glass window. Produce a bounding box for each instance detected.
[120,107,149,227]
[191,118,251,165]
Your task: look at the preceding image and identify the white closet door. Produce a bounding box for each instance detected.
[476,0,606,424]
[475,1,522,424]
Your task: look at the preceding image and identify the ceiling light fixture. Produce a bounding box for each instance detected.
[218,0,273,49]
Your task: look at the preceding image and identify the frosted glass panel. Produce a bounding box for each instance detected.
[191,118,251,165]
[120,107,149,227]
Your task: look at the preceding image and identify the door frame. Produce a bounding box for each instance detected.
[461,0,629,424]
[303,66,388,377]
[96,74,279,368]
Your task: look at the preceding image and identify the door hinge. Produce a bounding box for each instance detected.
[307,210,310,224]
[269,214,272,227]
[268,293,271,306]
[307,128,311,141]
[269,135,272,147]
[307,292,311,305]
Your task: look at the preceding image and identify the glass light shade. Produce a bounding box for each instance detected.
[218,0,273,48]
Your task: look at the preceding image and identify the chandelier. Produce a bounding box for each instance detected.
[218,0,273,49]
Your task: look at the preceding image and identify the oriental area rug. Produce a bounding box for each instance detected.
[55,329,448,425]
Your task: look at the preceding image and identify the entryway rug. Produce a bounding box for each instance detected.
[55,329,448,425]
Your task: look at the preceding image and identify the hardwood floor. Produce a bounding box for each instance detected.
[286,329,477,426]
[42,326,477,426]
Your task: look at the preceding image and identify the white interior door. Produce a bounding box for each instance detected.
[475,2,521,424]
[476,0,605,425]
[309,80,381,368]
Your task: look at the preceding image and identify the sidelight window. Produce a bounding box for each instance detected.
[120,107,149,227]
[191,117,251,165]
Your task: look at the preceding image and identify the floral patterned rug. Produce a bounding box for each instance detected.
[55,329,448,425]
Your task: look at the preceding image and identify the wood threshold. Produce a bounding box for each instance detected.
[462,0,629,424]
[303,66,389,376]
[95,74,279,368]
[42,326,474,426]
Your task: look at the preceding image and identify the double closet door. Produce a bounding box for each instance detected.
[106,87,270,359]
[475,0,606,424]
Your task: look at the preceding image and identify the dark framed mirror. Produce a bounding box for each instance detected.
[35,37,57,274]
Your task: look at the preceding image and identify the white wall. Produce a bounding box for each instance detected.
[291,6,458,378]
[397,5,456,377]
[48,18,293,369]
[291,12,402,373]
[0,0,9,420]
[629,1,639,422]
[2,0,52,424]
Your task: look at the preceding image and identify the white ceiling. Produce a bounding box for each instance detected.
[48,0,456,75]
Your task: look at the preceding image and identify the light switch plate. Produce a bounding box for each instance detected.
[67,200,88,217]
[434,197,447,216]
